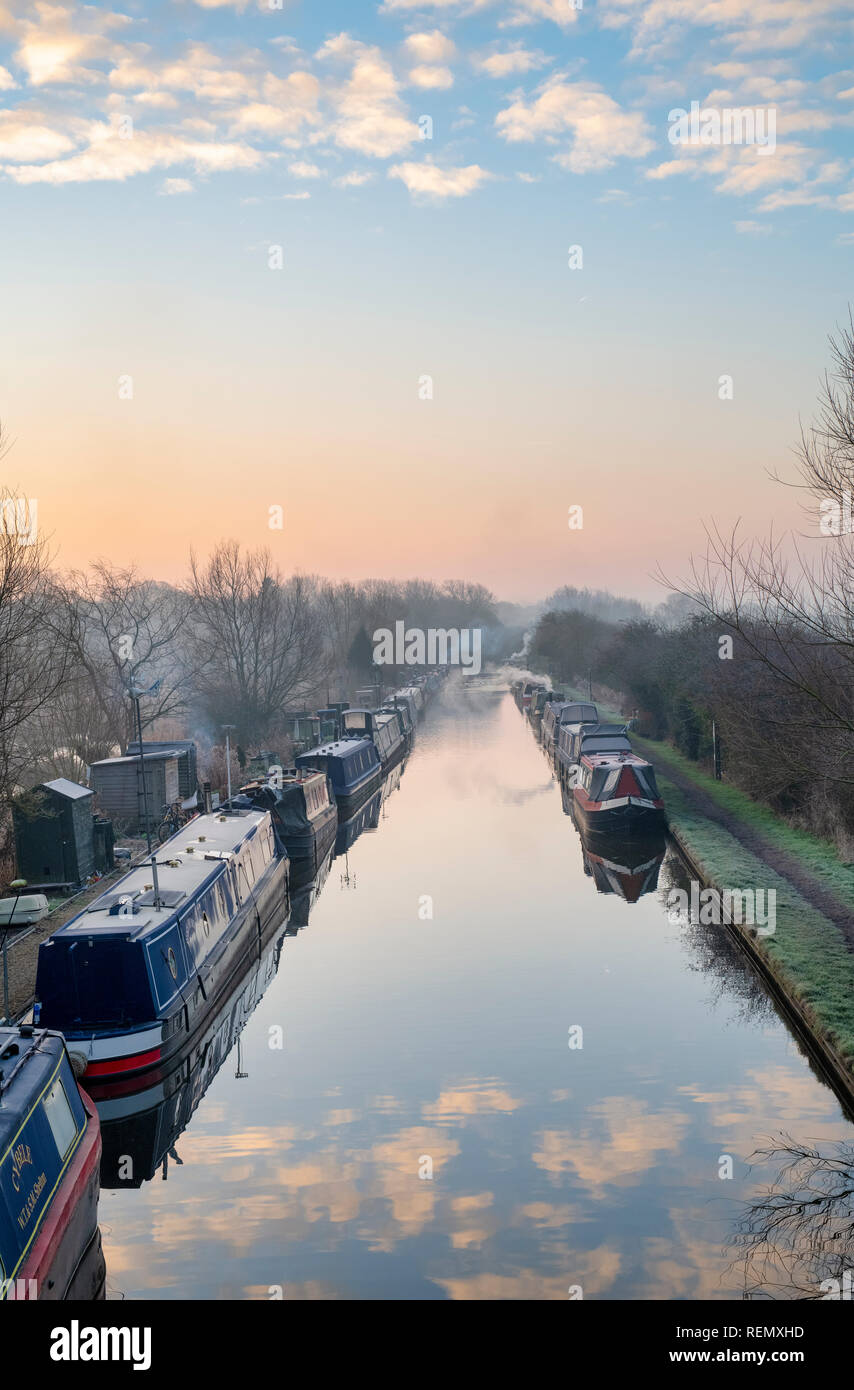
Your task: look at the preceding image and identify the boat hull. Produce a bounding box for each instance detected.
[572,787,666,835]
[285,802,339,888]
[18,1088,105,1301]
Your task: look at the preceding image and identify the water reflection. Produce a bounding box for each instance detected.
[95,688,854,1300]
[728,1137,854,1299]
[94,759,408,1196]
[576,822,665,904]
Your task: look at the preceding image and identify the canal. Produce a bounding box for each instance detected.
[98,683,853,1300]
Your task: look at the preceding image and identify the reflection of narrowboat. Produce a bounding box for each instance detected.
[229,771,337,888]
[556,721,630,777]
[575,824,666,903]
[286,843,334,936]
[35,808,289,1082]
[542,700,598,754]
[295,737,382,815]
[334,786,382,855]
[92,920,291,1188]
[0,1026,105,1299]
[341,709,405,772]
[572,750,666,833]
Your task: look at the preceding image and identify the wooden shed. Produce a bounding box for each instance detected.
[90,751,180,832]
[125,739,198,800]
[13,777,96,887]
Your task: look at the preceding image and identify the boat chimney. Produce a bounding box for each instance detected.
[150,855,162,910]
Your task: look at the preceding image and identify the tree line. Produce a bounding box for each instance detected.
[0,458,503,839]
[530,311,854,856]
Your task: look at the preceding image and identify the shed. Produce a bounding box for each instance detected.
[90,751,180,832]
[12,778,95,887]
[125,739,197,800]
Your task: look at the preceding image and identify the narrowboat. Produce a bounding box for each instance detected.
[295,737,382,815]
[572,749,666,833]
[395,686,424,720]
[34,807,289,1082]
[378,700,414,751]
[556,721,631,778]
[576,825,666,903]
[542,700,598,755]
[389,689,419,729]
[228,770,337,888]
[94,920,290,1188]
[0,1025,105,1300]
[528,687,559,727]
[341,708,405,772]
[514,680,545,712]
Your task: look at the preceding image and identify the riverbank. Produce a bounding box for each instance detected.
[551,679,854,1095]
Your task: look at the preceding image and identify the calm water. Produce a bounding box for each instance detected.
[98,686,854,1300]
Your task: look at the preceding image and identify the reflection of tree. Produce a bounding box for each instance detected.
[728,1136,854,1299]
[657,853,777,1027]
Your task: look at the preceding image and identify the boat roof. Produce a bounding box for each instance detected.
[297,737,374,759]
[0,1026,66,1108]
[49,807,271,941]
[582,751,649,768]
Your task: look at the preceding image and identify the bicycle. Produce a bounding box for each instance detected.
[157,800,191,844]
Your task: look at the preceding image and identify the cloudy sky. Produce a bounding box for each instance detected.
[0,0,852,600]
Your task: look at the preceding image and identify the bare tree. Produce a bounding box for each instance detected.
[54,561,193,757]
[187,541,329,747]
[0,475,72,801]
[660,312,854,789]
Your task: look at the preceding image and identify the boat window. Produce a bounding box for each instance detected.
[43,1076,78,1161]
[581,737,632,754]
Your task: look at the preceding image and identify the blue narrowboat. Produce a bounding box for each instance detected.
[0,1025,105,1300]
[34,807,289,1082]
[227,769,337,888]
[295,737,382,814]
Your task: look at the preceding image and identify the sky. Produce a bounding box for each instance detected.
[0,0,853,603]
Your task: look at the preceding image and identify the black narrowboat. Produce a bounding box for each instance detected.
[228,770,337,888]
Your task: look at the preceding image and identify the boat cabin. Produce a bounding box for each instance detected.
[295,738,381,800]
